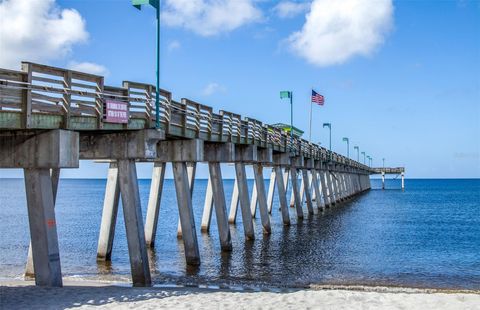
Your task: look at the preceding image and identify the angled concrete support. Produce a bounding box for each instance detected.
[97,162,121,260]
[227,177,239,224]
[250,178,258,217]
[253,164,272,234]
[290,167,304,219]
[25,168,61,278]
[234,163,255,240]
[266,168,276,214]
[201,176,214,232]
[177,162,196,238]
[208,162,233,251]
[274,166,290,225]
[118,159,151,287]
[311,170,323,210]
[172,162,200,265]
[319,170,330,207]
[144,162,166,247]
[24,168,62,287]
[302,169,314,215]
[326,171,336,205]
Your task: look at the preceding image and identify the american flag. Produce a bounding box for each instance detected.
[311,89,324,105]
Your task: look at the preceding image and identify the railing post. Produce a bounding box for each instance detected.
[20,63,32,129]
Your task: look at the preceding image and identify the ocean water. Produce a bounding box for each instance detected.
[0,178,479,290]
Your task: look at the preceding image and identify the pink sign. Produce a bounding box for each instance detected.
[104,99,129,123]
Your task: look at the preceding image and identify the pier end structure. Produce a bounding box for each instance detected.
[371,167,406,190]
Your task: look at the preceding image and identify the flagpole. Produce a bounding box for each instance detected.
[309,88,313,144]
[290,92,293,152]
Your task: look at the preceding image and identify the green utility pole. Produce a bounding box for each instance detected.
[354,146,359,162]
[342,137,349,158]
[323,123,331,160]
[132,0,160,129]
[280,91,293,151]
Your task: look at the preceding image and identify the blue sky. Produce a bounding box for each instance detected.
[0,0,479,179]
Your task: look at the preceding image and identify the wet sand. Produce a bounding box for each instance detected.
[1,279,479,310]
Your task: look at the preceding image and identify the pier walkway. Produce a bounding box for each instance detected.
[0,62,404,287]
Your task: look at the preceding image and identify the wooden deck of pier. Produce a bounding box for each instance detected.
[0,62,404,287]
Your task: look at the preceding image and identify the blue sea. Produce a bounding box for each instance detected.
[0,178,479,290]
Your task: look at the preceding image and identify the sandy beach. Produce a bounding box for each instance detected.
[1,280,479,310]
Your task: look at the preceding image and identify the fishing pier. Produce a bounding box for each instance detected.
[0,62,404,287]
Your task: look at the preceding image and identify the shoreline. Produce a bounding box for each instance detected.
[1,279,479,310]
[2,277,479,294]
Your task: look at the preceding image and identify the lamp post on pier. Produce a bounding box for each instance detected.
[323,123,331,160]
[342,137,349,158]
[132,0,161,129]
[354,146,359,162]
[382,158,385,168]
[361,151,366,165]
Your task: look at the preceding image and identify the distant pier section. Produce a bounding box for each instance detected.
[0,62,405,288]
[371,167,405,190]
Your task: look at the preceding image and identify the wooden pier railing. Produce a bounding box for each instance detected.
[0,62,370,171]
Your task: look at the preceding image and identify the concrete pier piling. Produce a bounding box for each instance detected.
[311,170,323,210]
[253,164,272,234]
[208,162,233,251]
[97,162,121,260]
[234,162,255,240]
[227,177,239,224]
[302,169,314,215]
[173,162,201,265]
[0,62,403,287]
[266,168,276,214]
[144,162,166,247]
[25,168,61,278]
[0,129,79,287]
[201,176,214,231]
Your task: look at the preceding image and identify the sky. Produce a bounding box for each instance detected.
[0,0,479,179]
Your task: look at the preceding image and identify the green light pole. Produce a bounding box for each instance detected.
[354,146,359,162]
[133,0,160,129]
[361,151,366,164]
[342,137,349,158]
[280,91,293,151]
[323,123,331,160]
[382,158,385,168]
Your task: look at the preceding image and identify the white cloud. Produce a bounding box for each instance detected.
[287,0,394,67]
[0,0,89,70]
[202,82,226,96]
[68,61,109,76]
[161,0,262,36]
[273,1,310,19]
[167,40,181,52]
